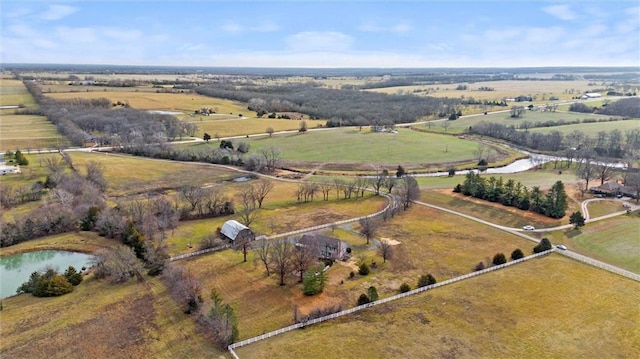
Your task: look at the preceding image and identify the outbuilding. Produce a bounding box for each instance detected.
[220,220,254,242]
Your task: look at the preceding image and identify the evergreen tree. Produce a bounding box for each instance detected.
[543,181,568,218]
[511,248,525,260]
[569,211,586,229]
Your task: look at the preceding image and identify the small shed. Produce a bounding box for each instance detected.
[220,220,254,242]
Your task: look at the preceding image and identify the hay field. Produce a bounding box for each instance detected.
[0,79,37,108]
[191,117,325,138]
[0,114,68,151]
[236,254,640,358]
[368,80,596,102]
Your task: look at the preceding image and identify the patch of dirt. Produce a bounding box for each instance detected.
[380,237,402,245]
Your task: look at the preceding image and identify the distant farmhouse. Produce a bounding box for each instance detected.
[580,92,602,100]
[299,233,346,261]
[220,220,254,242]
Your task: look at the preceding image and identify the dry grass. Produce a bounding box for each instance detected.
[235,254,640,358]
[0,79,37,108]
[0,275,223,358]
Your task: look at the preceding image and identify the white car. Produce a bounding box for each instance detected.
[557,245,568,250]
[523,225,535,231]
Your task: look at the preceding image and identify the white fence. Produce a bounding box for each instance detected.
[227,249,554,357]
[168,244,230,262]
[557,250,640,282]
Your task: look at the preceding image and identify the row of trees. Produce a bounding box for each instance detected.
[471,122,639,158]
[195,83,460,126]
[455,173,568,218]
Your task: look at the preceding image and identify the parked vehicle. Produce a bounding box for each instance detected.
[523,225,535,231]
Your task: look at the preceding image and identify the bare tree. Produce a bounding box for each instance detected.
[473,143,489,164]
[260,147,281,173]
[510,106,525,118]
[359,217,378,244]
[354,177,369,197]
[85,160,107,192]
[234,233,253,263]
[180,185,206,213]
[377,239,394,263]
[292,238,317,282]
[93,245,143,284]
[319,181,333,201]
[250,179,274,208]
[269,239,294,286]
[575,158,598,194]
[595,162,616,186]
[624,171,640,204]
[236,188,256,228]
[266,127,274,137]
[370,168,388,195]
[395,175,420,210]
[253,239,272,276]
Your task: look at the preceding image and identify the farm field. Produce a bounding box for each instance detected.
[527,118,640,136]
[421,109,624,134]
[192,117,325,138]
[235,254,640,358]
[367,79,597,102]
[185,128,505,171]
[0,79,37,108]
[552,212,640,274]
[180,203,535,340]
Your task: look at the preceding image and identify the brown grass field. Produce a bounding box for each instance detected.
[235,254,640,358]
[0,79,37,108]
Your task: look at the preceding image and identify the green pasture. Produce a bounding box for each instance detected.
[422,109,623,134]
[527,118,640,136]
[236,254,640,359]
[187,128,484,166]
[552,212,640,273]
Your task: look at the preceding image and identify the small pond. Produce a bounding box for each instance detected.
[0,250,95,299]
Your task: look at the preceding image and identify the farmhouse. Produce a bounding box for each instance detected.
[299,234,346,261]
[590,182,621,197]
[581,92,602,99]
[220,220,254,242]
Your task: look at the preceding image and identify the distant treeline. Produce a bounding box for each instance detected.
[195,83,460,126]
[23,81,197,147]
[569,97,640,118]
[355,73,516,89]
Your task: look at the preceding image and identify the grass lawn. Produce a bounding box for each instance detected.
[551,212,640,273]
[235,254,640,359]
[190,117,326,138]
[586,199,627,218]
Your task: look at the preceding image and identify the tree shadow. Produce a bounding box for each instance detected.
[565,228,582,238]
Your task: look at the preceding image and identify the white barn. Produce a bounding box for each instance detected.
[220,220,254,242]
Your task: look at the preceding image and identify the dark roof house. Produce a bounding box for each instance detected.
[299,234,346,261]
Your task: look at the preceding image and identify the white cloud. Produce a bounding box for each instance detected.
[221,21,279,34]
[286,31,354,52]
[543,5,576,21]
[358,22,412,33]
[525,26,564,43]
[40,4,78,21]
[55,26,97,43]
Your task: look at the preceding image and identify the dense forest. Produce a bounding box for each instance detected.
[195,83,460,126]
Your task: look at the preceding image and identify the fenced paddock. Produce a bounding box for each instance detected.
[228,249,554,358]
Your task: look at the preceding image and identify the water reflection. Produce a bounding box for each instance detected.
[0,250,95,298]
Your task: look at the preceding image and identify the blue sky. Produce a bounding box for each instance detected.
[1,1,639,67]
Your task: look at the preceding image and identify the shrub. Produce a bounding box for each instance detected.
[357,294,371,306]
[367,286,379,302]
[358,262,370,276]
[18,268,74,297]
[511,248,525,260]
[452,184,462,193]
[533,238,553,253]
[399,283,411,293]
[417,274,436,288]
[199,234,224,250]
[492,252,507,265]
[64,266,83,286]
[474,262,486,271]
[349,271,355,279]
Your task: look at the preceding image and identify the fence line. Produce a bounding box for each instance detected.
[168,244,230,262]
[558,250,640,282]
[228,249,553,355]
